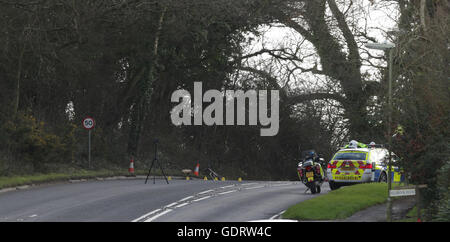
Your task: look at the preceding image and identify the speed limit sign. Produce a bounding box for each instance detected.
[82,116,95,130]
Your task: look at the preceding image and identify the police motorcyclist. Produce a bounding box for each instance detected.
[303,150,320,163]
[303,150,325,180]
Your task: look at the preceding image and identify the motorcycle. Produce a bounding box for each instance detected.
[297,151,326,194]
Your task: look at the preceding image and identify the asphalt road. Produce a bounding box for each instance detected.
[0,178,329,222]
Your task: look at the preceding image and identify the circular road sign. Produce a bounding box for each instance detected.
[82,117,95,130]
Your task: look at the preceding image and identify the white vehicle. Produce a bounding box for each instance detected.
[326,145,404,190]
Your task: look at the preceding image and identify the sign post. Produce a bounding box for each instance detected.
[389,188,416,197]
[82,116,95,168]
[389,184,427,222]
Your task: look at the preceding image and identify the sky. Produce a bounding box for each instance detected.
[243,0,399,83]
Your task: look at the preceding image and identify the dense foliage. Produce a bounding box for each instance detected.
[0,0,331,179]
[391,0,449,221]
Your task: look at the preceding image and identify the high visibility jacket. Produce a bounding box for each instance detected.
[395,125,404,135]
[344,142,367,148]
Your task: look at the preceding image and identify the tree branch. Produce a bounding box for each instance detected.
[326,0,361,67]
[287,92,345,105]
[271,8,314,43]
[233,48,285,63]
[238,66,283,90]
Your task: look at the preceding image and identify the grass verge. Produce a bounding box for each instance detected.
[282,183,389,220]
[0,168,179,190]
[394,206,419,222]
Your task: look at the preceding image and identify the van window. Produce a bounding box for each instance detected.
[333,152,367,160]
[369,149,388,163]
[370,148,398,164]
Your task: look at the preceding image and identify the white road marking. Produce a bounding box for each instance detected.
[269,210,286,220]
[175,202,189,208]
[197,189,214,195]
[133,181,292,222]
[272,183,291,187]
[241,182,259,186]
[144,209,173,222]
[244,185,265,190]
[178,196,194,202]
[131,209,161,222]
[220,185,235,189]
[165,202,178,208]
[29,214,38,218]
[192,195,212,202]
[218,190,237,195]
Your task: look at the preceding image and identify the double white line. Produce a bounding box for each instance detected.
[133,182,274,222]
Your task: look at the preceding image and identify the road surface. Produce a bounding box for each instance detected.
[0,178,329,222]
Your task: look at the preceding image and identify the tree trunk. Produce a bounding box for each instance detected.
[14,45,25,118]
[127,5,168,157]
[270,0,368,140]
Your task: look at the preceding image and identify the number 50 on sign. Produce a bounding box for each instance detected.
[83,117,95,130]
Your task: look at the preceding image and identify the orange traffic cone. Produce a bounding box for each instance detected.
[194,163,200,177]
[129,157,135,175]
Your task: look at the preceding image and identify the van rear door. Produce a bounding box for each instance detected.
[329,151,369,181]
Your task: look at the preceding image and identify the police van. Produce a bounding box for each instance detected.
[326,141,404,190]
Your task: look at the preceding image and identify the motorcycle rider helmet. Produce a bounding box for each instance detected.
[303,150,315,162]
[369,141,376,148]
[307,151,316,159]
[349,140,358,148]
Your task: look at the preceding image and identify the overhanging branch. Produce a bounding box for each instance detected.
[287,92,345,105]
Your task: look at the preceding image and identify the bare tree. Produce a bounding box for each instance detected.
[237,0,399,141]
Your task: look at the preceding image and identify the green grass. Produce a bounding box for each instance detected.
[394,206,420,222]
[0,168,179,190]
[282,183,389,220]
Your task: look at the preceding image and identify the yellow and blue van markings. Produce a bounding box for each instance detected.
[329,150,404,183]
